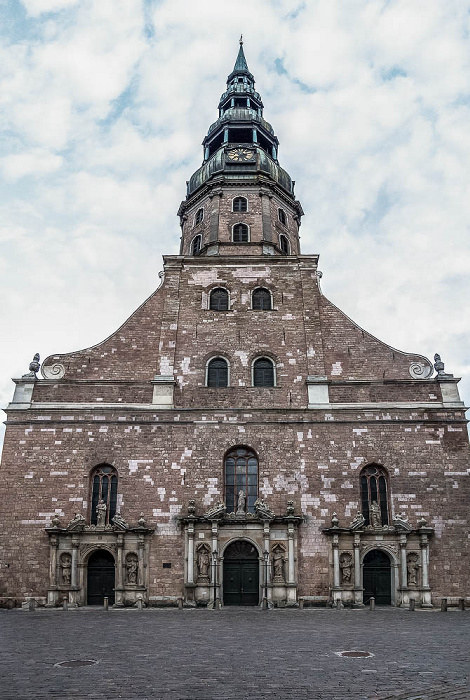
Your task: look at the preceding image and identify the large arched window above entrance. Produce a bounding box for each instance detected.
[225,447,258,514]
[206,357,229,388]
[253,357,275,387]
[90,464,118,525]
[360,464,390,527]
[209,287,229,311]
[233,223,249,242]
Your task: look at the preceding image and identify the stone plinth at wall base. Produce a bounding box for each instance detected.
[298,596,329,608]
[194,583,211,605]
[0,597,18,609]
[148,595,182,607]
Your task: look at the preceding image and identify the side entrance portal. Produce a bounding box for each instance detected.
[363,549,391,605]
[87,550,115,606]
[223,541,259,606]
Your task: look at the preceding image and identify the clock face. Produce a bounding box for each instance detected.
[227,148,254,162]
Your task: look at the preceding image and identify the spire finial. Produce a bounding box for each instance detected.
[239,34,243,45]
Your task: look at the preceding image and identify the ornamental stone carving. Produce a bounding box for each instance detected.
[60,552,72,585]
[339,552,353,584]
[349,511,365,530]
[271,543,286,584]
[125,553,138,584]
[407,553,419,586]
[409,361,432,379]
[254,498,275,520]
[369,501,382,529]
[42,362,66,379]
[112,513,128,530]
[204,501,226,519]
[23,353,40,378]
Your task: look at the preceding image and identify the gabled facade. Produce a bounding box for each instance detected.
[0,42,468,609]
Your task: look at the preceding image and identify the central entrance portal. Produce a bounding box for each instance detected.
[87,549,115,605]
[363,549,392,605]
[223,540,259,606]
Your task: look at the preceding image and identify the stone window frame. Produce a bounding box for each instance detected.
[251,286,273,311]
[191,234,202,256]
[232,222,250,243]
[209,286,231,311]
[205,356,231,388]
[194,208,204,226]
[251,356,277,387]
[278,207,287,226]
[279,234,290,255]
[89,463,118,526]
[360,463,391,526]
[232,196,248,213]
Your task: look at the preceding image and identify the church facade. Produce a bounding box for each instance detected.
[1,43,468,609]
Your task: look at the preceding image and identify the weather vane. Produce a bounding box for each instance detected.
[239,34,243,45]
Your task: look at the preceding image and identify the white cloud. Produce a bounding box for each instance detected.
[1,0,469,451]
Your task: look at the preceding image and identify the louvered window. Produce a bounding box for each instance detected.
[209,288,229,311]
[253,358,275,387]
[207,358,229,387]
[233,223,249,242]
[252,288,271,310]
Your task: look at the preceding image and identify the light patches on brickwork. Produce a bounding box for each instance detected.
[260,477,273,496]
[24,471,34,479]
[203,477,220,506]
[331,362,342,376]
[157,487,166,501]
[50,471,68,476]
[128,459,153,475]
[188,269,222,286]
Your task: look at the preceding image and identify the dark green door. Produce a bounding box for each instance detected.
[223,541,259,606]
[87,550,115,605]
[363,549,391,605]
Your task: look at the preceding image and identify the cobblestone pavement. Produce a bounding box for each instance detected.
[1,607,469,700]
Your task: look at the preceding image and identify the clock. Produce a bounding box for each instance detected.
[227,148,255,162]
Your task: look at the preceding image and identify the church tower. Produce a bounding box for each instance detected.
[0,42,468,610]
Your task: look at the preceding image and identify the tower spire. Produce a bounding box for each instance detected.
[232,35,250,75]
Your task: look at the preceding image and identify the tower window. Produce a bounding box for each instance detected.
[209,288,229,311]
[252,288,272,311]
[191,235,202,256]
[90,464,118,526]
[253,357,275,387]
[279,235,290,255]
[360,464,390,527]
[207,357,229,388]
[233,223,249,242]
[225,447,258,514]
[195,208,204,225]
[278,208,287,225]
[233,197,248,213]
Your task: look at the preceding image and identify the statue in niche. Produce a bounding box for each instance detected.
[96,500,107,527]
[339,552,353,584]
[60,553,72,585]
[407,553,419,586]
[237,490,246,514]
[196,544,211,582]
[272,545,286,583]
[125,553,138,584]
[369,501,382,529]
[349,511,365,530]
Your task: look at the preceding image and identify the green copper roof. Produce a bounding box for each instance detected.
[233,37,249,73]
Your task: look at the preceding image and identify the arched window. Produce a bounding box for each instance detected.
[195,208,204,225]
[207,357,229,387]
[191,235,202,256]
[90,464,118,525]
[233,223,249,242]
[279,234,290,254]
[253,357,275,387]
[252,287,272,311]
[225,446,258,513]
[233,196,248,212]
[360,464,390,526]
[278,208,287,225]
[209,287,229,311]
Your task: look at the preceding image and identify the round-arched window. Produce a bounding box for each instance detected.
[195,208,204,225]
[252,288,271,310]
[209,288,229,311]
[191,235,202,256]
[360,464,390,526]
[253,357,275,387]
[207,358,229,388]
[233,223,249,242]
[224,447,258,513]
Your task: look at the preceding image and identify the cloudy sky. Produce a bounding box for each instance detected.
[1,0,469,449]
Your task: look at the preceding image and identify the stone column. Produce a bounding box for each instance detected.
[187,523,195,585]
[420,533,432,608]
[71,539,79,588]
[263,522,270,585]
[287,523,295,584]
[400,535,408,588]
[333,535,340,589]
[137,537,144,588]
[211,521,219,606]
[49,537,58,588]
[114,536,124,607]
[353,534,363,606]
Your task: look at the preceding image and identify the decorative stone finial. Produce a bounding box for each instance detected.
[138,512,146,528]
[286,500,295,517]
[51,513,61,528]
[331,512,339,528]
[434,353,445,376]
[187,499,196,517]
[23,353,40,378]
[239,34,243,45]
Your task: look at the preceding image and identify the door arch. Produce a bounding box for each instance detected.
[223,540,259,606]
[363,549,391,605]
[87,549,115,605]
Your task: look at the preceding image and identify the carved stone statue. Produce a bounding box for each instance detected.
[286,500,295,517]
[407,553,419,586]
[125,553,138,584]
[138,512,147,527]
[60,553,72,585]
[112,513,128,530]
[236,490,246,514]
[369,501,382,529]
[331,512,339,528]
[272,545,286,583]
[392,512,411,531]
[339,552,353,584]
[349,511,365,530]
[96,500,107,527]
[196,544,211,582]
[254,498,275,520]
[187,499,196,517]
[51,514,61,528]
[204,501,226,519]
[67,512,85,530]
